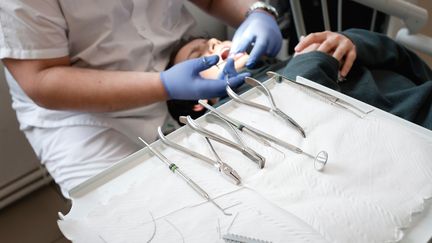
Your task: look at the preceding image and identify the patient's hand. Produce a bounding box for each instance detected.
[293,43,322,56]
[294,31,356,78]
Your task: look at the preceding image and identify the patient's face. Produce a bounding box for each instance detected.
[173,38,249,78]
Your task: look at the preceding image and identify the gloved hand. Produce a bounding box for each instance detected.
[230,11,282,68]
[160,55,249,100]
[217,58,245,81]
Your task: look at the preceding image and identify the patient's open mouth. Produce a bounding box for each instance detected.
[215,46,248,70]
[220,47,246,62]
[220,47,230,60]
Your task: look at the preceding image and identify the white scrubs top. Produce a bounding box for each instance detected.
[0,0,196,196]
[0,0,195,141]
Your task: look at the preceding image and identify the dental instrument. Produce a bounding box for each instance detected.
[205,136,240,181]
[138,137,232,216]
[179,116,266,169]
[226,77,306,138]
[157,127,241,185]
[222,212,272,243]
[205,113,256,156]
[206,112,286,158]
[207,111,283,163]
[198,100,328,171]
[222,233,272,243]
[266,71,370,117]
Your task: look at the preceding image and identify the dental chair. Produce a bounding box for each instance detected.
[275,0,432,59]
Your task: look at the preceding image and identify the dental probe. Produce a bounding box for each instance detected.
[138,137,232,216]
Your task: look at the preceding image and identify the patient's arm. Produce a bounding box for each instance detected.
[283,51,341,90]
[342,28,432,84]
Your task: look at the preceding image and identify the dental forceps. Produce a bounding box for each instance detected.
[138,137,232,216]
[207,112,286,158]
[179,116,266,169]
[204,113,250,152]
[198,100,328,171]
[157,127,241,185]
[226,77,306,138]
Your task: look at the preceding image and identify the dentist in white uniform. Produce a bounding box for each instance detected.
[0,0,282,197]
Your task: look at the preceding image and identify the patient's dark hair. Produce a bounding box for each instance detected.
[166,34,210,69]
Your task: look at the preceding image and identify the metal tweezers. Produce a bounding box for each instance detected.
[226,77,306,138]
[179,116,266,169]
[157,127,241,185]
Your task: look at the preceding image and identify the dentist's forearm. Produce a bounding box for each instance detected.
[34,67,167,112]
[3,57,168,112]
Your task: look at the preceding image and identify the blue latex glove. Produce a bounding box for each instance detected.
[230,11,282,68]
[217,57,251,87]
[161,55,249,100]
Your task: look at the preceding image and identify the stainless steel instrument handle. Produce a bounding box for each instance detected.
[180,116,244,152]
[138,137,172,166]
[272,108,306,138]
[242,126,303,154]
[182,116,265,168]
[242,147,265,169]
[175,167,210,200]
[199,100,304,153]
[198,100,242,129]
[139,137,208,198]
[245,77,277,108]
[205,137,223,164]
[157,128,218,168]
[226,86,271,112]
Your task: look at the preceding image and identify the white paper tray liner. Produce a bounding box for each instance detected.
[59,76,432,243]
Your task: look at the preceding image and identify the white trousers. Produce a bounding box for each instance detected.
[25,126,141,198]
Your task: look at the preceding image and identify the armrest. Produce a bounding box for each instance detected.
[396,28,432,57]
